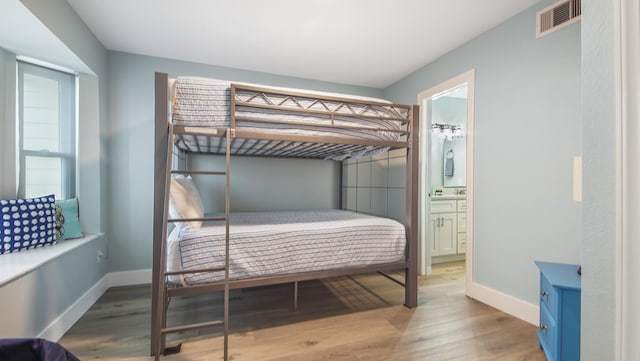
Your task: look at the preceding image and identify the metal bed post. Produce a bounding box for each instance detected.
[293,281,299,311]
[339,160,344,209]
[223,128,231,361]
[405,105,420,308]
[154,122,175,359]
[151,72,169,356]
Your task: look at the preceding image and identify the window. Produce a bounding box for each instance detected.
[17,61,76,200]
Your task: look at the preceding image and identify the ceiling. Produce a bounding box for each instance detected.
[66,0,540,88]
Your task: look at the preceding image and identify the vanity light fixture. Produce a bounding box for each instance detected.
[432,123,463,140]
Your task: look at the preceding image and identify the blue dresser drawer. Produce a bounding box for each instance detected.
[540,273,558,317]
[539,302,558,360]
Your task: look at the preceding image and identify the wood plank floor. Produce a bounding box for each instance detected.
[59,262,546,361]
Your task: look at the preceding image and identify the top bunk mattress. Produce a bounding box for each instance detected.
[171,77,411,147]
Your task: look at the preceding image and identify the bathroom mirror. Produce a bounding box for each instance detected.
[429,84,468,190]
[442,138,466,187]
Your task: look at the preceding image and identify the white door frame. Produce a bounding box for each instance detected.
[620,0,638,358]
[416,69,475,294]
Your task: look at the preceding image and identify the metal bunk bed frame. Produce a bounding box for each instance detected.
[151,72,419,359]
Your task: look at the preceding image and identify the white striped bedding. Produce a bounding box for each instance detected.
[167,209,406,285]
[171,77,405,144]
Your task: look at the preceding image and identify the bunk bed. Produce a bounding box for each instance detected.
[152,73,419,360]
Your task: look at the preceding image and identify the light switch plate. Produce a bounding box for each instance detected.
[573,156,582,202]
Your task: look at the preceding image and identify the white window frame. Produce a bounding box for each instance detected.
[16,61,77,200]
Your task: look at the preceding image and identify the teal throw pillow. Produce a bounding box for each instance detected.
[54,198,83,240]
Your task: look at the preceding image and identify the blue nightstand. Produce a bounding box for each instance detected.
[535,261,581,361]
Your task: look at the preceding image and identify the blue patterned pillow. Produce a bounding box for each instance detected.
[0,194,57,254]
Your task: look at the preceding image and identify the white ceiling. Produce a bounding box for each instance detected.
[67,0,540,88]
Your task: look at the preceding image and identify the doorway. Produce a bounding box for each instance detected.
[417,70,474,295]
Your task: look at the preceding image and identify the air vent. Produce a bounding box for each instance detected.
[536,0,581,38]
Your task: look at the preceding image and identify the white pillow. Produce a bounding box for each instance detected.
[169,175,204,229]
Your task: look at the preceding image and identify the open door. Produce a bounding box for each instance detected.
[417,70,475,296]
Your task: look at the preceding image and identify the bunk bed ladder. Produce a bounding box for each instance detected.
[152,124,232,361]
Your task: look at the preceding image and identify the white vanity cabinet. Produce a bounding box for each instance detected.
[457,200,466,254]
[431,198,467,257]
[430,211,456,256]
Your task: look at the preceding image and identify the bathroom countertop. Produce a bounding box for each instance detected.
[431,194,466,200]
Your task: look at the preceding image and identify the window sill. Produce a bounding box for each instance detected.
[0,233,103,287]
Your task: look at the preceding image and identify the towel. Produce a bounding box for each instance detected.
[444,151,454,176]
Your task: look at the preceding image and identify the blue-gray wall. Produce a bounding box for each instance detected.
[581,0,618,359]
[0,48,17,199]
[384,0,582,306]
[0,0,109,339]
[0,47,11,198]
[106,51,383,272]
[190,155,340,214]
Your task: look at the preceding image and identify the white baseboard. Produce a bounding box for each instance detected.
[108,268,152,287]
[39,269,152,341]
[38,273,110,341]
[468,281,539,326]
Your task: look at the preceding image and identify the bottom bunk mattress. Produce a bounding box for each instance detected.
[167,209,406,285]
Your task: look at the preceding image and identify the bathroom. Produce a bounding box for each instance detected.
[428,84,467,265]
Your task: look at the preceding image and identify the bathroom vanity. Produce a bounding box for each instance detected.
[430,195,466,261]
